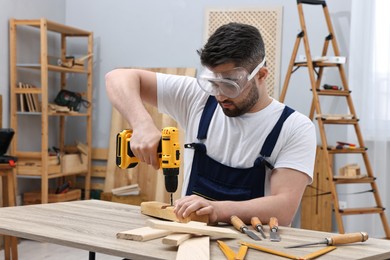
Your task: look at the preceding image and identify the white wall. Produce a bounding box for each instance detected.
[0,0,66,126]
[64,0,352,149]
[0,0,67,201]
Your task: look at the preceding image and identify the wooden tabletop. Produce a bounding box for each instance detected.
[0,200,390,259]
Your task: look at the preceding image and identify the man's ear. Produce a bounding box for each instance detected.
[258,67,268,80]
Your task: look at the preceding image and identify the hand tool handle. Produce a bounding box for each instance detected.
[230,215,246,233]
[269,217,278,231]
[251,217,263,230]
[328,232,369,245]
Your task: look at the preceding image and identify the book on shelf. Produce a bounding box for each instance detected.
[17,82,41,112]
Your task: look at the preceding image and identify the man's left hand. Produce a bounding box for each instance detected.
[173,195,218,223]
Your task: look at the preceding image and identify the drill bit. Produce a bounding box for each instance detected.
[170,193,173,206]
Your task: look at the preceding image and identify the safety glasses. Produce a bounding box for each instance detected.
[197,57,266,98]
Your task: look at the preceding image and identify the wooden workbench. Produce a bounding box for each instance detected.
[0,200,389,259]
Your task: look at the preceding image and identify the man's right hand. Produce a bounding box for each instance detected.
[130,124,161,169]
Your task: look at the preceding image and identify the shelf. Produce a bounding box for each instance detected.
[316,118,359,125]
[326,147,367,154]
[294,62,340,67]
[16,111,89,116]
[314,89,351,96]
[333,176,376,184]
[338,207,385,215]
[13,19,91,36]
[17,63,88,74]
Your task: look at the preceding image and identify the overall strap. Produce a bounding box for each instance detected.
[197,96,218,140]
[260,106,295,157]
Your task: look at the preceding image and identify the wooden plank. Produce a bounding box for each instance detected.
[162,233,193,246]
[162,221,206,246]
[176,236,210,260]
[104,108,129,192]
[300,146,332,231]
[116,227,171,241]
[91,165,106,178]
[146,219,239,238]
[141,201,209,223]
[92,148,108,160]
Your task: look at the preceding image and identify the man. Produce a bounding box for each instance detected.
[105,23,316,226]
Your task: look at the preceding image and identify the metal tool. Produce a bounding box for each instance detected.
[230,215,261,241]
[285,232,369,248]
[269,217,281,242]
[251,217,267,239]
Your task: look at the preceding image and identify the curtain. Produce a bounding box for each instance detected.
[348,0,390,237]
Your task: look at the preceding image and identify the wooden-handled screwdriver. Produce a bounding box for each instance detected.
[231,215,261,241]
[285,232,369,248]
[251,217,267,239]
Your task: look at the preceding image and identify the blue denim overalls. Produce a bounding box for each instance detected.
[185,96,294,201]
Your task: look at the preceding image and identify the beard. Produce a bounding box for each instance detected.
[219,81,259,117]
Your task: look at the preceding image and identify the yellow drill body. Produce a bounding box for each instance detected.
[116,127,180,203]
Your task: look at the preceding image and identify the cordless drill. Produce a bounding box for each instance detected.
[116,127,180,205]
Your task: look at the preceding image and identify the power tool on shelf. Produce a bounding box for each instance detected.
[116,127,180,205]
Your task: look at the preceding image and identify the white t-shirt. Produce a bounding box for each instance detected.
[157,73,316,197]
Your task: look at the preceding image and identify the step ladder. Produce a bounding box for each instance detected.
[279,0,390,238]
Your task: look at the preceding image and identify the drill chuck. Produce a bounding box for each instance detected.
[164,169,179,193]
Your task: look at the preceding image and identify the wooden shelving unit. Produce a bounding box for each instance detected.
[9,18,93,203]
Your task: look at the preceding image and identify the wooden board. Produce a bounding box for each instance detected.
[300,146,332,231]
[141,201,209,223]
[162,221,206,246]
[1,200,390,259]
[162,233,194,246]
[116,226,172,241]
[146,219,239,238]
[104,108,130,192]
[176,236,210,260]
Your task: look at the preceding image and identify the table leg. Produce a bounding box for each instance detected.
[4,236,10,260]
[1,169,18,260]
[89,251,96,260]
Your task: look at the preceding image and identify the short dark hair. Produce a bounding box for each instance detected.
[198,23,265,71]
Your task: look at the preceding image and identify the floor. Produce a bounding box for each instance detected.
[0,239,123,260]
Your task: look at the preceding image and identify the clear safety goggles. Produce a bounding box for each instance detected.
[197,57,266,98]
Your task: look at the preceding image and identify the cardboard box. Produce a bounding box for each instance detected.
[61,153,87,174]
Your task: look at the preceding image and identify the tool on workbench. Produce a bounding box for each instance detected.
[230,215,261,241]
[55,180,71,194]
[285,232,368,248]
[251,216,267,239]
[241,241,337,260]
[323,84,342,90]
[116,127,180,205]
[269,217,281,242]
[57,53,93,69]
[336,141,356,149]
[217,240,247,260]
